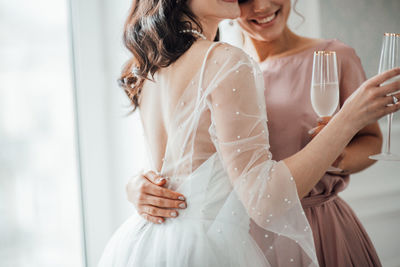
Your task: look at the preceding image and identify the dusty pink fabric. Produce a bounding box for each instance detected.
[259,39,382,267]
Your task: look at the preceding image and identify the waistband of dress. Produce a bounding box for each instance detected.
[301,193,338,209]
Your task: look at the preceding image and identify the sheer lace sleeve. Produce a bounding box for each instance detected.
[203,43,318,266]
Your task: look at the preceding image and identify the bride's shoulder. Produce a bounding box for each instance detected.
[191,41,254,65]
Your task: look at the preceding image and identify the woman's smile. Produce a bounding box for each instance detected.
[249,8,280,28]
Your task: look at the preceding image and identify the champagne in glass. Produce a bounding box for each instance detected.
[311,51,339,117]
[311,51,341,172]
[370,33,400,161]
[311,83,340,117]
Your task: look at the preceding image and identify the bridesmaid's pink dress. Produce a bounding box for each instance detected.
[260,39,382,267]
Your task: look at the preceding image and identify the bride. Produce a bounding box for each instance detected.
[98,0,400,266]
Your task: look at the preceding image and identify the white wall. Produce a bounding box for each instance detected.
[319,0,400,79]
[287,0,321,38]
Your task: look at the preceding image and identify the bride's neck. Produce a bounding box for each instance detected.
[188,16,220,41]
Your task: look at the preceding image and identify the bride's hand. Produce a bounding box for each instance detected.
[340,67,400,131]
[126,171,187,224]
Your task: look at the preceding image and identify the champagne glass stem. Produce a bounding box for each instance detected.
[385,113,394,155]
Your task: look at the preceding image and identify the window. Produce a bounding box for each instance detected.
[0,0,84,266]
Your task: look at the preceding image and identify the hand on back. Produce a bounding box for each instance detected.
[126,171,187,224]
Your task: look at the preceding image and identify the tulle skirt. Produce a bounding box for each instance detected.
[98,155,269,267]
[98,213,270,267]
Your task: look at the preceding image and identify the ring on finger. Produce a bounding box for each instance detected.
[393,95,399,104]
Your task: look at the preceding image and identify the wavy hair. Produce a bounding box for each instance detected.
[118,0,202,110]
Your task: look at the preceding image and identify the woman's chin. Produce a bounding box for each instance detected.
[219,1,241,19]
[225,12,241,20]
[243,23,284,43]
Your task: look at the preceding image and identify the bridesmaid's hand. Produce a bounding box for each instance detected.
[308,116,332,139]
[309,117,346,174]
[126,171,187,224]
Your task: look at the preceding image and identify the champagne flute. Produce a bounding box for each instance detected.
[311,51,341,172]
[370,33,400,161]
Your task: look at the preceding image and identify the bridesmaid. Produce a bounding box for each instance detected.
[236,0,382,266]
[127,0,383,266]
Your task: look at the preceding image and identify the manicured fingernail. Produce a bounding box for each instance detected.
[179,203,186,209]
[171,211,177,217]
[178,196,185,201]
[158,219,163,224]
[308,128,315,135]
[156,178,165,183]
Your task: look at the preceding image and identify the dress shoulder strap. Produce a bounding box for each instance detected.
[198,42,220,91]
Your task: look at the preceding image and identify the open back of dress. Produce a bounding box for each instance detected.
[98,42,319,267]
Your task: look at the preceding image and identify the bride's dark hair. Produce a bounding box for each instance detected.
[119,0,202,110]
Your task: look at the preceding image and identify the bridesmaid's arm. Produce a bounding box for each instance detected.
[311,119,382,175]
[337,122,382,175]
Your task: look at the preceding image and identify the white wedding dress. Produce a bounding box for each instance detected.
[98,42,318,267]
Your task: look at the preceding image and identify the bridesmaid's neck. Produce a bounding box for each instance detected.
[245,27,311,62]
